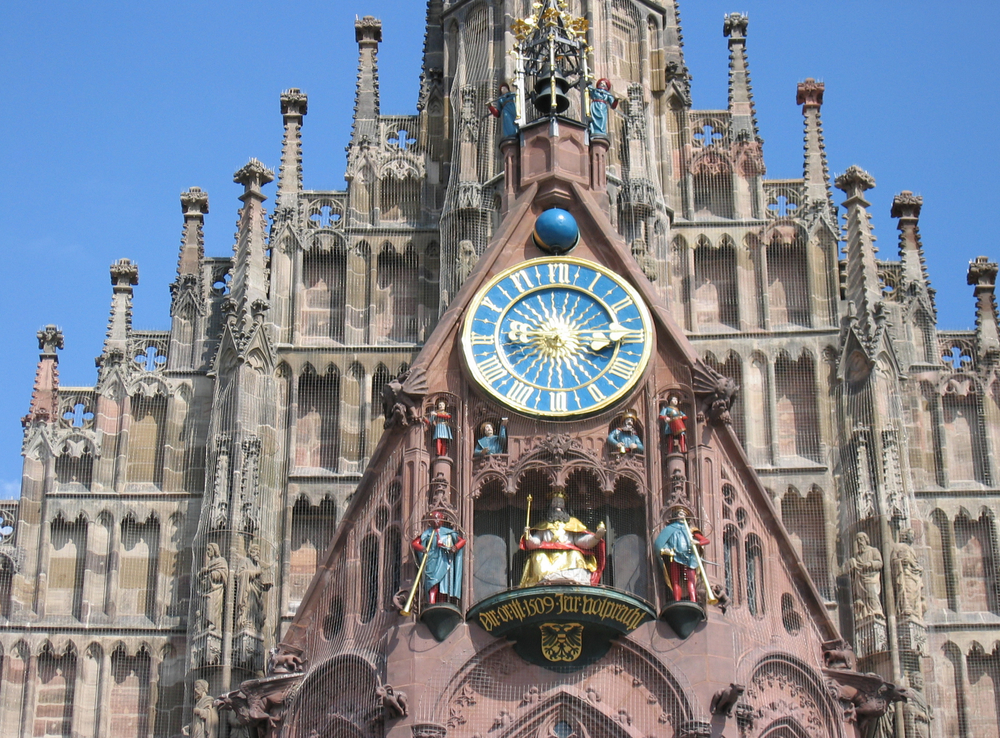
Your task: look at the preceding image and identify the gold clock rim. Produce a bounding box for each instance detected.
[460,256,653,418]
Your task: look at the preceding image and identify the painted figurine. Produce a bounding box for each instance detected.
[474,418,508,457]
[426,399,453,456]
[659,395,688,454]
[587,78,618,137]
[655,507,710,602]
[520,493,606,587]
[411,511,466,605]
[487,83,519,139]
[608,413,644,455]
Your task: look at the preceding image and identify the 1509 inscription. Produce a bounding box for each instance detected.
[476,591,648,632]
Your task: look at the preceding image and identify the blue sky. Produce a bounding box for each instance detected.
[0,1,996,495]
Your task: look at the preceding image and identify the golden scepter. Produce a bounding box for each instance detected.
[679,515,719,605]
[401,528,438,617]
[524,494,533,534]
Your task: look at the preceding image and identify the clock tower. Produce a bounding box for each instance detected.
[220,3,902,737]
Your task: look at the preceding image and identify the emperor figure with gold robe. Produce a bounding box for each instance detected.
[520,493,606,586]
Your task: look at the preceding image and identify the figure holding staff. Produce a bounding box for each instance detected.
[655,506,712,603]
[409,511,466,608]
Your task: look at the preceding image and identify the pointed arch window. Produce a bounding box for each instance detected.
[296,368,341,472]
[302,248,347,341]
[746,533,765,616]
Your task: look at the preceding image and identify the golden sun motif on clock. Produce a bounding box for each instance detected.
[461,257,653,418]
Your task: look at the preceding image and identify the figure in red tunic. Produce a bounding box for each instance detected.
[659,395,688,454]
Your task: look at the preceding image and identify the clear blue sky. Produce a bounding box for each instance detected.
[0,1,996,495]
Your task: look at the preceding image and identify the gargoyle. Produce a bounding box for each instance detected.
[266,648,304,675]
[692,361,739,424]
[822,639,857,670]
[710,682,745,716]
[381,367,429,429]
[824,669,908,736]
[376,681,409,719]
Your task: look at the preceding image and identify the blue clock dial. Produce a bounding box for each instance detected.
[462,257,653,417]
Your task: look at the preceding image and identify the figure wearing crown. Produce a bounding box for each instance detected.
[520,492,606,587]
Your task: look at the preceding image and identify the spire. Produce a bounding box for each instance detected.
[277,89,307,214]
[104,259,139,354]
[230,159,274,321]
[968,256,1000,363]
[23,325,63,426]
[351,16,382,145]
[835,166,884,341]
[797,79,834,216]
[176,187,208,280]
[723,13,759,142]
[418,0,443,111]
[890,191,935,315]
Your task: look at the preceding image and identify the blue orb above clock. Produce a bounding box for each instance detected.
[532,208,580,254]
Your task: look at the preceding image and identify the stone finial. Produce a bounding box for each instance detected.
[355,15,382,43]
[37,325,64,355]
[796,78,824,108]
[723,13,748,38]
[110,258,139,287]
[234,159,275,194]
[968,256,998,288]
[181,186,209,217]
[835,165,876,204]
[280,88,308,117]
[890,190,923,220]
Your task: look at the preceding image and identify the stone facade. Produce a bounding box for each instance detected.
[0,2,997,738]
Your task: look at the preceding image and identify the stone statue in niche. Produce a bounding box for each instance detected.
[487,82,518,139]
[607,413,644,455]
[234,542,272,632]
[655,506,710,602]
[587,78,618,137]
[474,418,508,457]
[196,542,228,633]
[411,511,466,605]
[846,532,884,619]
[183,679,219,738]
[891,528,926,622]
[520,492,606,587]
[659,395,688,453]
[456,240,478,284]
[425,399,453,457]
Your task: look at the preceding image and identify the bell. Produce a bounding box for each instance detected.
[532,65,571,115]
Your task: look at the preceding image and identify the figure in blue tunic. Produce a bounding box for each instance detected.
[411,511,466,605]
[608,414,644,455]
[488,83,519,139]
[654,507,710,602]
[474,418,508,457]
[587,78,618,137]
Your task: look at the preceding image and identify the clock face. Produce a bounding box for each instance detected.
[462,256,653,417]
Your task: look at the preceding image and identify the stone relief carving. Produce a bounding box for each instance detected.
[234,542,272,633]
[845,532,884,620]
[184,679,219,738]
[891,528,926,623]
[196,543,228,634]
